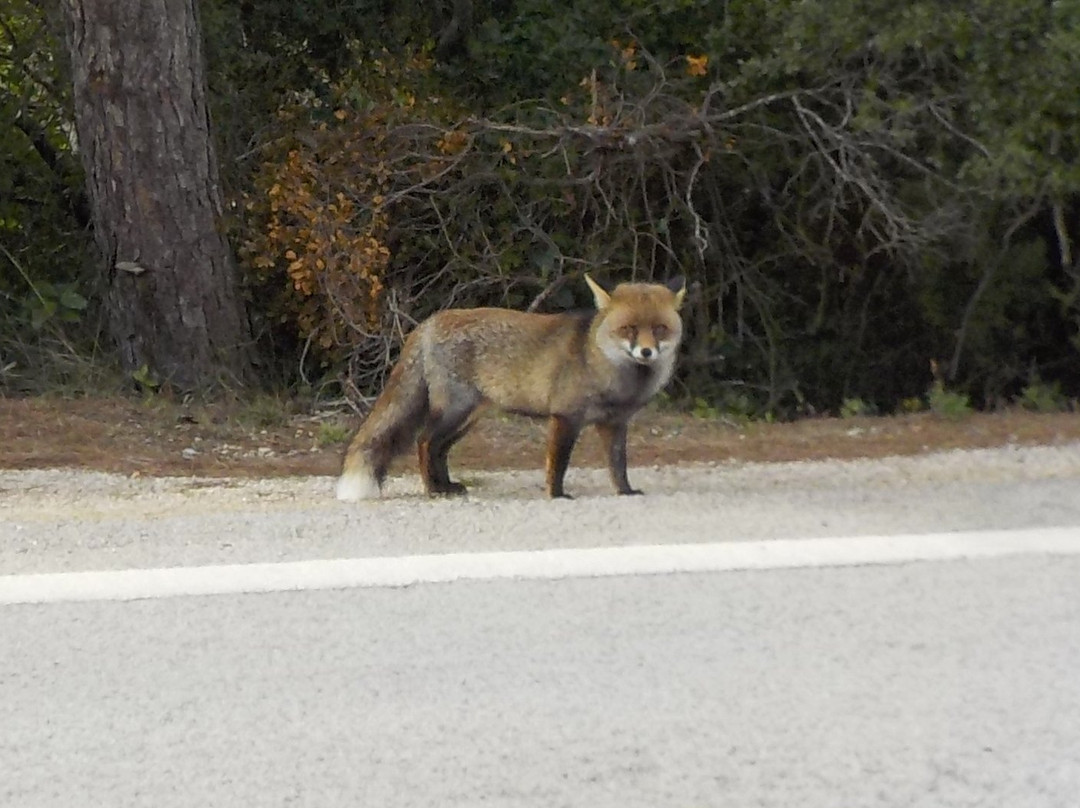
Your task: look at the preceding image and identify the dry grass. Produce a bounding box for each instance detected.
[2,395,1079,479]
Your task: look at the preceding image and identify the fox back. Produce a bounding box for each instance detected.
[414,276,683,419]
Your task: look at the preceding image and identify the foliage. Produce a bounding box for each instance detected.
[200,0,441,194]
[233,48,463,394]
[899,397,924,415]
[225,0,1080,411]
[3,0,1079,414]
[0,0,102,392]
[239,111,394,354]
[1017,379,1068,414]
[840,398,875,419]
[233,393,294,429]
[927,381,972,421]
[314,420,351,448]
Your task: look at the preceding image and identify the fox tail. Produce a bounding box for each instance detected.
[336,343,429,501]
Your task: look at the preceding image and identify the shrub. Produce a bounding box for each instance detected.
[840,397,875,418]
[1017,380,1068,413]
[927,381,972,420]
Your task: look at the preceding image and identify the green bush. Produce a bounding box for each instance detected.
[927,381,972,420]
[840,398,876,419]
[1017,380,1068,414]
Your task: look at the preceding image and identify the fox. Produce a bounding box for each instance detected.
[336,273,686,501]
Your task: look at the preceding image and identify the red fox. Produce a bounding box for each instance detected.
[336,274,686,500]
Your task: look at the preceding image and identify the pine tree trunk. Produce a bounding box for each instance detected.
[62,0,255,389]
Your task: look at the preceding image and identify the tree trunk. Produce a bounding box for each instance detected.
[62,0,255,389]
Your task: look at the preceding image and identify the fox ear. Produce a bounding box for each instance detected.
[585,273,611,310]
[667,276,687,309]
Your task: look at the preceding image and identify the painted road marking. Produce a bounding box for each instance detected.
[2,527,1079,605]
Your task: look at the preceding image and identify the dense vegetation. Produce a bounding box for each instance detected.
[2,0,1078,416]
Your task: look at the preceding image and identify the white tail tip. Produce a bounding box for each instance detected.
[336,468,381,501]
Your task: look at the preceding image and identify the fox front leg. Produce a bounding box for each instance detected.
[545,415,582,498]
[595,421,643,496]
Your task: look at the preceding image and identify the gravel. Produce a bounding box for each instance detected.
[2,443,1080,576]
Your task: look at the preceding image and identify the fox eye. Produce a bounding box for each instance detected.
[617,325,637,339]
[653,324,669,339]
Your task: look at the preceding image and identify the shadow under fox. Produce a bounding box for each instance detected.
[337,274,686,500]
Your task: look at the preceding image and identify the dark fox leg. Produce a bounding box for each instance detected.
[545,415,582,499]
[430,418,476,493]
[418,407,475,496]
[596,420,642,495]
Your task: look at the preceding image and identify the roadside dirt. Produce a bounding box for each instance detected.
[2,395,1079,479]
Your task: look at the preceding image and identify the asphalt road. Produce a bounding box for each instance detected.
[3,444,1080,806]
[3,553,1080,808]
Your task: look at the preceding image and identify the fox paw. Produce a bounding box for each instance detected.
[427,481,468,497]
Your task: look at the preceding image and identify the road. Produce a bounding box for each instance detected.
[3,553,1080,807]
[2,444,1080,806]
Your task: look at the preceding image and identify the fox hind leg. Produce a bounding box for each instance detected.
[418,400,477,496]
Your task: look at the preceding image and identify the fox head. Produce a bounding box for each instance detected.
[586,274,686,368]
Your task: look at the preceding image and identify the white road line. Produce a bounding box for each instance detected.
[2,527,1079,605]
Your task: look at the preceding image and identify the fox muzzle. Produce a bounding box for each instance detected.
[630,344,660,364]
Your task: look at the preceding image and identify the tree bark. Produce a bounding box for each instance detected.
[62,0,255,389]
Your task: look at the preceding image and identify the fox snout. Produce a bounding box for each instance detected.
[630,343,659,363]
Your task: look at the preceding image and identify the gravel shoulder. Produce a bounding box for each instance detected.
[3,442,1079,577]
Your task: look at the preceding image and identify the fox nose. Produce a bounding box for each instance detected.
[639,347,653,359]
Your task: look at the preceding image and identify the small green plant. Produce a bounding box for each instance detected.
[927,381,971,420]
[24,282,88,331]
[716,389,758,421]
[899,397,924,414]
[131,364,160,393]
[651,391,678,412]
[690,396,723,419]
[840,397,875,418]
[315,421,352,447]
[1017,380,1066,413]
[236,394,292,429]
